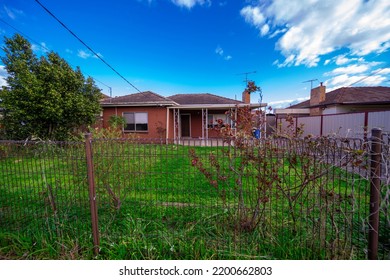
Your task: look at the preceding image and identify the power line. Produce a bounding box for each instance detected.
[347,64,390,87]
[0,18,112,92]
[34,0,142,93]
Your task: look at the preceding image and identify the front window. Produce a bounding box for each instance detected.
[123,112,148,132]
[208,113,230,128]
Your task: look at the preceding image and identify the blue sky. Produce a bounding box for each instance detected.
[0,0,389,108]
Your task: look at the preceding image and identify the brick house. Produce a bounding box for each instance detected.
[273,85,390,137]
[275,84,390,117]
[100,90,267,142]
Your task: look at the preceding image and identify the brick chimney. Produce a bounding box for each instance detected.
[242,89,251,104]
[310,82,326,116]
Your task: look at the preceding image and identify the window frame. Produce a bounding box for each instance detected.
[208,113,231,128]
[123,112,149,132]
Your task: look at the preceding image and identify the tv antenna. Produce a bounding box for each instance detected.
[302,79,318,89]
[237,71,257,84]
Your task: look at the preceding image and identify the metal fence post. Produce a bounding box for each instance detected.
[368,128,382,260]
[85,133,100,256]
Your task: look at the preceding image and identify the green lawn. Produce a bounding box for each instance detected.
[0,140,382,259]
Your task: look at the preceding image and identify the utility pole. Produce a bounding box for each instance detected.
[302,79,318,90]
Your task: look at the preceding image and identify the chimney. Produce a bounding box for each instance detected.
[242,89,251,104]
[310,82,326,115]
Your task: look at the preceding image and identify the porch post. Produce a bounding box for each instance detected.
[173,108,177,144]
[234,107,238,137]
[166,107,170,144]
[205,108,208,146]
[201,108,205,141]
[201,108,208,146]
[173,108,180,144]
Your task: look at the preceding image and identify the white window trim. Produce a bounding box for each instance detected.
[123,112,149,132]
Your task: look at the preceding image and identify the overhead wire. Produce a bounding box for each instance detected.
[347,63,390,87]
[34,0,142,94]
[0,17,112,93]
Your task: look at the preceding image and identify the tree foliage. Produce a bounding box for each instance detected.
[0,34,102,140]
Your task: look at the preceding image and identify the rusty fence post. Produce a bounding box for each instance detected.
[368,128,382,260]
[85,133,100,256]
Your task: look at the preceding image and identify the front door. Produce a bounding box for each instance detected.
[180,114,191,138]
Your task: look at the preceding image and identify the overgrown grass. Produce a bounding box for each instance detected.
[0,140,383,259]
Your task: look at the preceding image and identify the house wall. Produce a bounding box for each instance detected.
[321,104,390,116]
[102,106,170,139]
[323,106,348,115]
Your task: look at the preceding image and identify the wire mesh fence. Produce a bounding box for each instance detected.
[0,134,389,259]
[0,140,92,258]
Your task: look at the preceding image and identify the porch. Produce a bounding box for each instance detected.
[167,103,266,144]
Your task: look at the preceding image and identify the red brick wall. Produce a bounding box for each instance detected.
[102,107,228,139]
[102,106,170,139]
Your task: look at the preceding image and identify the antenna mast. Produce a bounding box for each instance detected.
[237,71,257,84]
[302,79,318,89]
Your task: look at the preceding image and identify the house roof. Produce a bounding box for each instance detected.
[168,93,242,105]
[100,91,177,107]
[101,91,266,109]
[289,86,390,109]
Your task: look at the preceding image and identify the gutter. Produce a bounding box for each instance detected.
[168,103,267,109]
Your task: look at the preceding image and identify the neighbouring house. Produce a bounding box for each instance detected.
[274,85,390,138]
[100,90,267,142]
[275,84,390,117]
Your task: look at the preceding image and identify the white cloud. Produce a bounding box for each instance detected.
[323,56,389,89]
[380,68,390,75]
[240,6,266,29]
[325,70,389,91]
[224,55,232,61]
[31,42,49,55]
[241,0,390,67]
[215,46,232,61]
[3,6,24,20]
[268,97,309,109]
[77,49,102,59]
[215,46,223,56]
[325,64,370,76]
[171,0,211,9]
[0,65,8,87]
[78,50,91,59]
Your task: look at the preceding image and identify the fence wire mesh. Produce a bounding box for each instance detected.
[0,136,389,259]
[0,140,91,258]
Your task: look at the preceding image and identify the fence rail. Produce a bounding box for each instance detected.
[0,132,389,259]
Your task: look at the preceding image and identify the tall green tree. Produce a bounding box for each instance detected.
[0,34,102,140]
